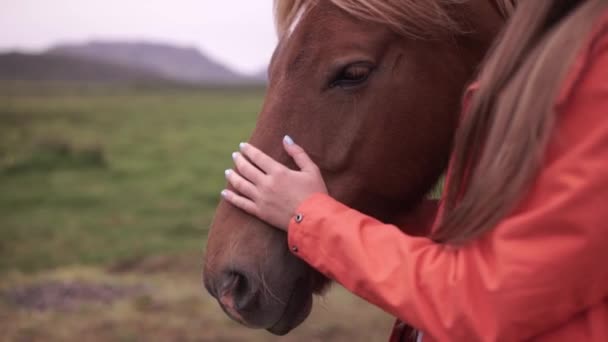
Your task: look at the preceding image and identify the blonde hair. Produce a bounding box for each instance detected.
[274,0,473,40]
[434,0,608,243]
[274,1,523,40]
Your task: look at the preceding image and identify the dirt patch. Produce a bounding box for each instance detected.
[4,280,145,311]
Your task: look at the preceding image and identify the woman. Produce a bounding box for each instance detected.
[222,0,608,340]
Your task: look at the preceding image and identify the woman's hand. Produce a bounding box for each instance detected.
[221,135,328,231]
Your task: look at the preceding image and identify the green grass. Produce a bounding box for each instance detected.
[0,81,395,342]
[0,82,263,272]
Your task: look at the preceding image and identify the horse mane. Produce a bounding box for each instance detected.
[274,0,517,40]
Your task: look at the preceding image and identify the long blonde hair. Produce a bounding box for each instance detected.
[273,0,608,244]
[434,0,608,243]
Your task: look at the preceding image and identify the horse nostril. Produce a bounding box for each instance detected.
[218,271,258,312]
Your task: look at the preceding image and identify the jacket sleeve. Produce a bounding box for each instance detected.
[287,31,608,342]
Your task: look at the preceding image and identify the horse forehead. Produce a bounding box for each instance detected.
[284,1,341,40]
[292,2,376,41]
[272,3,390,72]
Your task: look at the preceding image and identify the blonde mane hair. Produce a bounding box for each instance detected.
[274,0,516,40]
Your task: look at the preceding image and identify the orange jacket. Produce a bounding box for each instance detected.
[287,14,608,342]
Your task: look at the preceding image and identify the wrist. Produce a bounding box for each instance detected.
[287,192,329,231]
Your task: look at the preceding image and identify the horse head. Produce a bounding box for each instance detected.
[204,0,504,335]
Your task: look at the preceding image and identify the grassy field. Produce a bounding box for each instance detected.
[0,82,393,341]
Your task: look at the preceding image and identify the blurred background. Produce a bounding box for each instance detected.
[0,1,393,341]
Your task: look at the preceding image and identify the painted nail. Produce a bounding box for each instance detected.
[225,169,232,178]
[239,142,247,150]
[232,152,239,160]
[221,190,228,198]
[284,135,295,145]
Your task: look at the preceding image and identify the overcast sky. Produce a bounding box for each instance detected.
[0,1,278,75]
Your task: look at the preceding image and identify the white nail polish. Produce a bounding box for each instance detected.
[239,142,247,150]
[221,190,228,198]
[225,169,232,178]
[284,135,295,145]
[232,152,239,160]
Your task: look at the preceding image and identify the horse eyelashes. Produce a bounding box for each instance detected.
[329,62,374,89]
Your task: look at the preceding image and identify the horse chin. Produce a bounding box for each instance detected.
[266,287,313,336]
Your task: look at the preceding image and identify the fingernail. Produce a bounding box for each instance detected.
[221,190,228,198]
[232,152,239,160]
[239,142,247,150]
[224,169,232,178]
[284,135,295,145]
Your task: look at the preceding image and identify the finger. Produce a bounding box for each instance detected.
[283,135,318,172]
[221,189,258,216]
[225,169,258,200]
[239,143,282,174]
[233,152,265,184]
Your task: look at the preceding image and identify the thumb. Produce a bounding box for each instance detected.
[283,135,317,172]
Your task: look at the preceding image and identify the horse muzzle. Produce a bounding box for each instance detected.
[203,268,313,335]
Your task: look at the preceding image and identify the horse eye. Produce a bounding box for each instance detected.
[330,63,374,89]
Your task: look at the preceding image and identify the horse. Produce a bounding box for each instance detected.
[204,0,508,336]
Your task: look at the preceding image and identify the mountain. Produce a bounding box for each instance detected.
[47,41,256,85]
[0,52,170,83]
[0,41,266,86]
